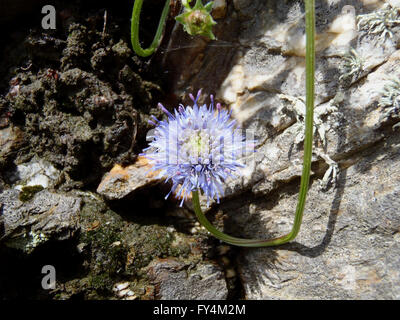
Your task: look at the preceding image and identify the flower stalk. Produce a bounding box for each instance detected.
[130,0,171,57]
[192,0,315,247]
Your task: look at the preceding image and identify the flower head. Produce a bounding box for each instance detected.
[142,90,254,206]
[175,0,217,40]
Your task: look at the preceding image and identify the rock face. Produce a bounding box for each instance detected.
[0,125,24,170]
[1,0,400,300]
[0,189,81,252]
[96,157,160,200]
[160,0,400,299]
[52,193,228,300]
[228,135,400,299]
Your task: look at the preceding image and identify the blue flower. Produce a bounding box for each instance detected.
[142,90,254,206]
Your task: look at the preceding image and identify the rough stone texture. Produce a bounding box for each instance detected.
[96,156,161,200]
[147,258,228,300]
[0,125,24,170]
[97,157,215,211]
[1,0,400,300]
[0,0,230,300]
[51,192,225,300]
[226,134,400,299]
[0,189,81,251]
[159,0,400,198]
[212,0,228,19]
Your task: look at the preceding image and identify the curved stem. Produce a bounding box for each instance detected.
[193,191,295,247]
[131,0,171,57]
[192,0,315,247]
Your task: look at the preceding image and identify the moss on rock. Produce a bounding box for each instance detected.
[58,192,208,299]
[18,185,44,202]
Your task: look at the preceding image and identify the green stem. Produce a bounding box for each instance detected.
[192,0,315,247]
[131,0,171,57]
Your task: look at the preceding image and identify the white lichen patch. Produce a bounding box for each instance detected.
[278,94,339,147]
[24,231,48,253]
[315,149,339,190]
[9,157,60,190]
[357,3,400,40]
[278,94,340,189]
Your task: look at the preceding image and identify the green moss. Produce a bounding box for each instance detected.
[82,226,127,275]
[18,185,44,202]
[74,194,203,299]
[89,273,114,293]
[124,224,192,273]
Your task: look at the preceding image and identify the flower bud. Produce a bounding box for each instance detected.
[175,0,217,40]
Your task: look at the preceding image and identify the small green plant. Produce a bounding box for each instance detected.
[18,185,44,202]
[378,76,400,123]
[339,48,363,83]
[357,3,400,40]
[279,94,337,147]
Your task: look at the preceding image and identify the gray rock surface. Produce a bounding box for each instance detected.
[147,258,228,300]
[226,134,400,299]
[0,125,24,170]
[2,0,399,300]
[0,189,81,252]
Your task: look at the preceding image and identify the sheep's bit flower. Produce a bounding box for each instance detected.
[142,90,252,206]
